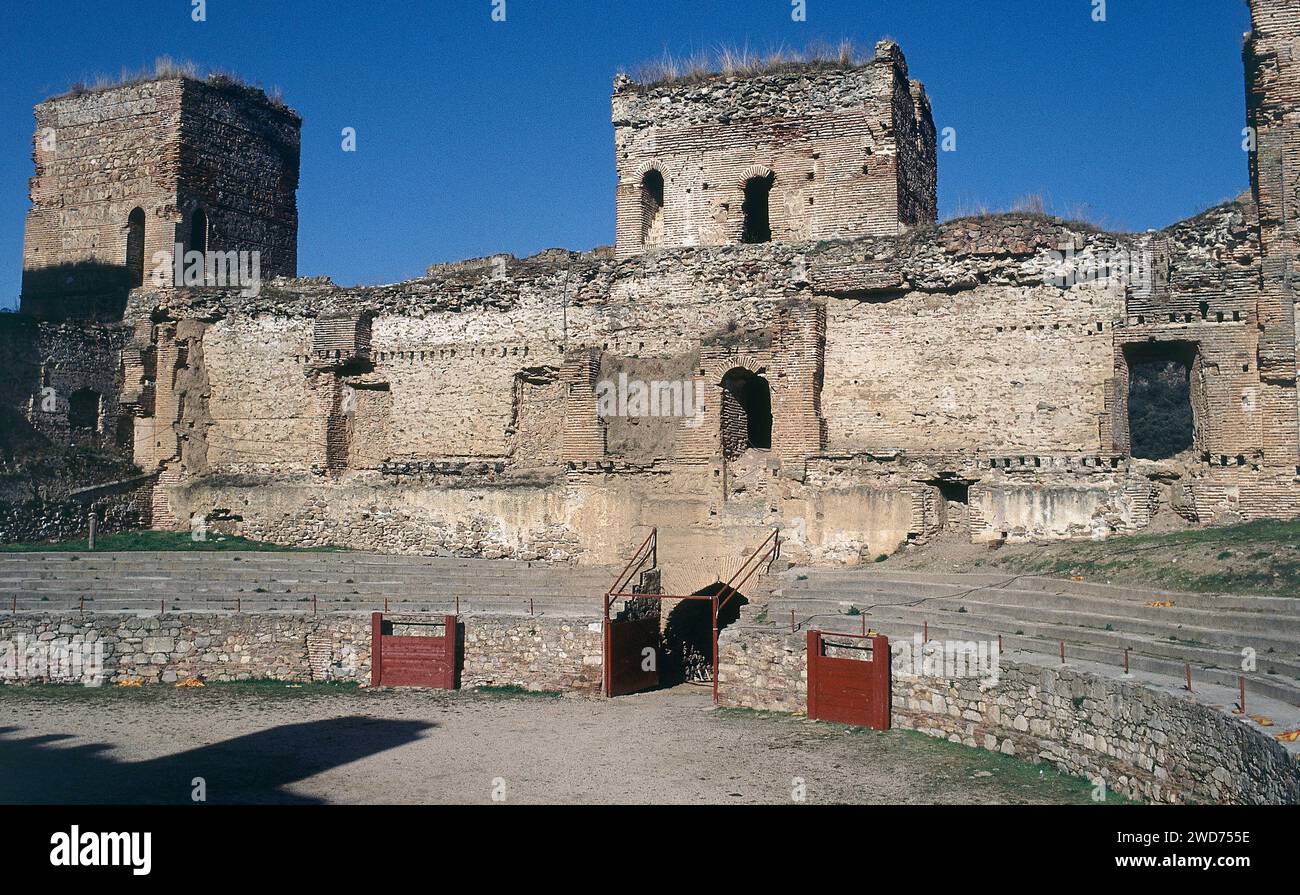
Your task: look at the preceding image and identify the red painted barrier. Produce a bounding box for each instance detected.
[806,630,891,730]
[370,612,459,689]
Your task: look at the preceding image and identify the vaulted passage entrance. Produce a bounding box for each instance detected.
[662,583,748,687]
[1124,342,1198,460]
[603,528,779,701]
[720,367,772,457]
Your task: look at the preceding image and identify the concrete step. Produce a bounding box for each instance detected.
[789,568,1300,613]
[771,595,1300,677]
[777,585,1300,645]
[796,613,1300,707]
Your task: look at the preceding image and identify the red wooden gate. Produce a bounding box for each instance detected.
[371,613,460,689]
[604,614,660,696]
[806,630,891,729]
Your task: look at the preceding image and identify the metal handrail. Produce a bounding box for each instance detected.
[716,527,779,614]
[711,527,780,704]
[603,527,657,617]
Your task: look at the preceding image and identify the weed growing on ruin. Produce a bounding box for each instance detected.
[625,39,866,87]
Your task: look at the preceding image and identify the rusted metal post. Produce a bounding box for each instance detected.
[1237,676,1246,715]
[79,596,84,614]
[923,620,928,642]
[711,597,720,704]
[384,597,389,613]
[313,595,318,615]
[602,591,611,697]
[1185,663,1192,691]
[370,612,383,688]
[790,609,795,633]
[10,596,15,614]
[160,600,164,616]
[456,594,460,615]
[1123,648,1130,675]
[997,634,1003,654]
[530,598,534,616]
[1059,640,1065,664]
[861,615,866,636]
[236,597,241,614]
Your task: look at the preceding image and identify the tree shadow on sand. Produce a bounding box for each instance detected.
[0,716,433,804]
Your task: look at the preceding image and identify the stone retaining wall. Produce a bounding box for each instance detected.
[0,612,603,693]
[716,625,1300,805]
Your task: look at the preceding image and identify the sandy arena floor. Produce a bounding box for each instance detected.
[0,682,1117,805]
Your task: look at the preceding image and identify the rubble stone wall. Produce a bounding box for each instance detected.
[716,625,1300,805]
[0,611,604,693]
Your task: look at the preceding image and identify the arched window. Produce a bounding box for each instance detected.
[741,174,774,244]
[68,389,101,433]
[189,208,208,256]
[640,169,665,247]
[719,367,773,458]
[126,208,146,289]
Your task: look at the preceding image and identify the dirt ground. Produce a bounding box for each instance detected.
[0,682,1117,805]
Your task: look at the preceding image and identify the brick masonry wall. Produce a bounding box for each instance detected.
[20,75,299,322]
[22,80,184,321]
[716,626,1300,805]
[8,7,1299,557]
[1246,0,1300,466]
[612,41,935,257]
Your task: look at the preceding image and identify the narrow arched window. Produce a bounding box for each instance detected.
[741,174,774,244]
[640,169,665,247]
[189,208,208,256]
[126,208,146,289]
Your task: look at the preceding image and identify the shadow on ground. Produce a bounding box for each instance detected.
[0,716,433,804]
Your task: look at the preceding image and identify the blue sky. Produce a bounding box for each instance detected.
[0,0,1255,307]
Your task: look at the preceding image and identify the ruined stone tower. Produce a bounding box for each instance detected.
[1244,0,1300,466]
[612,40,936,257]
[20,75,301,321]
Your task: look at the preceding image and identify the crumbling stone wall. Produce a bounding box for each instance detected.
[21,76,299,321]
[8,5,1300,557]
[129,205,1297,559]
[613,40,936,257]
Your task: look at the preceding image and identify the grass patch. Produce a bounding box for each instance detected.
[0,530,343,553]
[713,705,789,720]
[473,684,562,699]
[711,710,1132,803]
[969,519,1300,598]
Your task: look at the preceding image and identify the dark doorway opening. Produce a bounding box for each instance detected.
[125,208,145,289]
[640,169,664,246]
[933,479,969,504]
[189,208,208,256]
[1125,342,1196,460]
[720,367,772,456]
[68,389,100,433]
[115,416,134,453]
[661,583,748,687]
[926,478,972,534]
[742,174,774,244]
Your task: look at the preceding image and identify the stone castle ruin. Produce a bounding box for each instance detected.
[4,0,1299,576]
